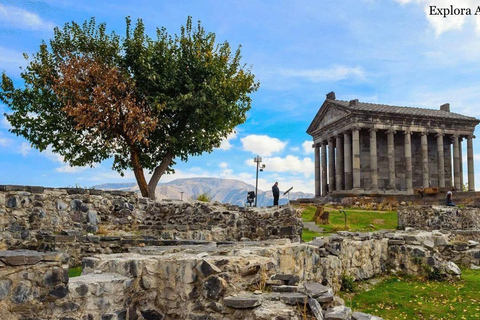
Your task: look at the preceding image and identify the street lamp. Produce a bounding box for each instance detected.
[253,156,265,207]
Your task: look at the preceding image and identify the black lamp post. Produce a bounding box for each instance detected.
[253,156,265,207]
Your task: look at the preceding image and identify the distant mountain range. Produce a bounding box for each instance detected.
[94,177,314,207]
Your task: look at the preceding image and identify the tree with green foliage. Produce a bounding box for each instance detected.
[0,17,258,199]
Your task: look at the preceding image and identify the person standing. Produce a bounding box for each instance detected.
[272,182,280,206]
[446,188,456,206]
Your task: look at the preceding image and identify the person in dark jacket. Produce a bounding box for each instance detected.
[446,188,456,206]
[272,182,280,206]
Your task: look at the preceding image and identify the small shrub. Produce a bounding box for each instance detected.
[96,225,109,235]
[341,274,357,293]
[68,266,82,277]
[196,193,212,202]
[422,265,445,281]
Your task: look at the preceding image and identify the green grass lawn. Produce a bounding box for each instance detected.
[343,269,480,319]
[300,205,398,241]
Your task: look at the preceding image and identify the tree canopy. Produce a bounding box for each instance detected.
[0,17,259,199]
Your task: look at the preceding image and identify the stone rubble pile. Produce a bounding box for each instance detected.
[1,225,476,319]
[1,186,480,319]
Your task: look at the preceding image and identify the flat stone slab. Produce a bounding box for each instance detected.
[0,250,43,266]
[69,272,131,285]
[277,292,309,305]
[271,285,298,293]
[303,282,331,297]
[325,306,352,320]
[352,312,384,320]
[223,296,261,309]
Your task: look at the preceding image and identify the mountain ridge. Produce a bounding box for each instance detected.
[94,177,313,207]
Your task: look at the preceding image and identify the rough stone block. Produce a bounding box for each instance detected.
[308,297,324,320]
[196,260,221,278]
[0,279,12,300]
[223,296,261,309]
[325,306,352,320]
[278,292,308,305]
[352,311,384,320]
[0,250,42,266]
[10,281,32,304]
[202,276,227,300]
[271,285,298,293]
[87,211,98,225]
[303,282,331,298]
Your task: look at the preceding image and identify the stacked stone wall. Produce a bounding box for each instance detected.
[2,187,480,319]
[398,205,480,231]
[0,185,302,262]
[2,227,478,319]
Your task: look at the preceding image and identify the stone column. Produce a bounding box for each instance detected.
[344,131,352,190]
[315,144,320,197]
[467,135,475,191]
[436,133,445,188]
[421,132,429,188]
[404,130,413,193]
[336,134,344,190]
[321,142,328,196]
[328,137,336,192]
[446,140,453,187]
[387,128,396,190]
[453,134,461,190]
[352,127,361,189]
[459,137,464,189]
[370,128,378,190]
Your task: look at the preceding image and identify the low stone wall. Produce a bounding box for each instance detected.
[0,250,69,319]
[2,228,477,320]
[2,186,480,319]
[397,205,480,231]
[141,200,302,241]
[0,185,302,257]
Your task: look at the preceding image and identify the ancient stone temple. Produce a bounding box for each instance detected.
[307,92,480,197]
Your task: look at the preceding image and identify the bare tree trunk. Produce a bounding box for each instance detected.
[147,151,174,200]
[130,147,149,198]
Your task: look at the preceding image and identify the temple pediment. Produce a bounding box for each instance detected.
[307,103,351,134]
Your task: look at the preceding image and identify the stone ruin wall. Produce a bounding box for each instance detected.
[1,186,480,319]
[398,204,480,231]
[2,229,478,320]
[0,185,303,266]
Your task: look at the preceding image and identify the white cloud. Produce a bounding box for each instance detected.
[41,145,92,173]
[219,162,228,168]
[55,165,89,173]
[302,140,314,154]
[0,46,28,76]
[246,155,314,177]
[219,131,237,150]
[0,130,13,146]
[279,65,366,82]
[1,115,12,129]
[394,0,480,36]
[41,146,64,163]
[0,4,56,31]
[20,142,31,156]
[241,134,286,156]
[403,85,480,117]
[80,169,137,182]
[0,136,12,147]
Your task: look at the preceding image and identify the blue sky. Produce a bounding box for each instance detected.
[2,0,480,193]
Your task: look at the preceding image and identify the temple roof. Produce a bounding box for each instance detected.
[307,93,480,136]
[329,99,479,122]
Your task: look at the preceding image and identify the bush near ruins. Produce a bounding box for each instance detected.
[196,193,212,202]
[0,17,258,199]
